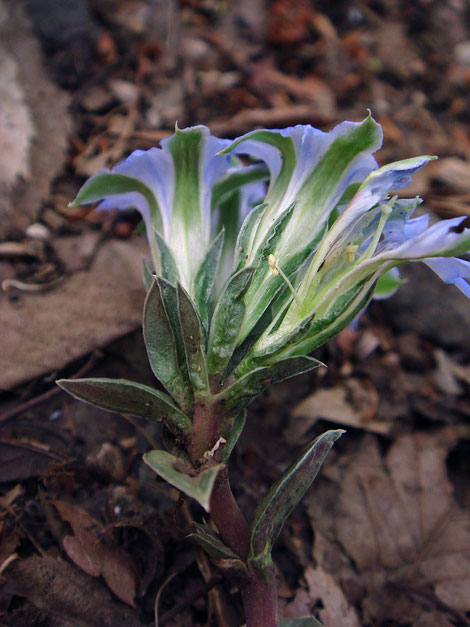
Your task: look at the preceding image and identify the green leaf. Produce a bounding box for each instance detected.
[192,523,239,560]
[143,450,223,512]
[193,229,225,328]
[176,284,209,394]
[233,203,267,272]
[154,229,180,286]
[206,267,255,376]
[56,378,192,439]
[70,172,163,232]
[219,356,322,414]
[250,430,344,559]
[143,278,193,412]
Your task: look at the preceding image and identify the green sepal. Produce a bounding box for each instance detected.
[143,278,194,413]
[206,267,255,376]
[192,523,239,560]
[233,203,267,272]
[176,283,209,394]
[56,378,192,440]
[142,258,155,291]
[143,450,223,512]
[154,229,180,286]
[219,356,322,415]
[193,229,225,329]
[249,430,344,560]
[70,172,162,233]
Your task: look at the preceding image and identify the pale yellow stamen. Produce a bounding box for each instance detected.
[268,254,279,276]
[268,254,300,307]
[345,244,359,264]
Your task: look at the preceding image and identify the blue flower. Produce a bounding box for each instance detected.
[71,125,266,296]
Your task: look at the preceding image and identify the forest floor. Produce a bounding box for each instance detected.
[1,1,470,625]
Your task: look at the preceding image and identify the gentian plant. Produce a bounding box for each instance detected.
[58,115,470,626]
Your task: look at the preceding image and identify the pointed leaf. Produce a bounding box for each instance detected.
[143,278,193,412]
[250,430,345,559]
[219,356,323,414]
[192,523,239,560]
[233,203,267,272]
[143,450,223,512]
[193,229,225,328]
[206,267,255,375]
[154,229,180,286]
[56,378,192,439]
[176,284,209,394]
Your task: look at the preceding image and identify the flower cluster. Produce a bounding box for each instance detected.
[73,114,470,372]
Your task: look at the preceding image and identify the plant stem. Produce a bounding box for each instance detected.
[190,401,219,462]
[239,560,280,627]
[209,468,251,561]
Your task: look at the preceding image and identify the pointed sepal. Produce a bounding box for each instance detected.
[176,284,209,395]
[143,278,193,412]
[206,267,255,376]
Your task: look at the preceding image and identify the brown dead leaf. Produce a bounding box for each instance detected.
[1,237,148,390]
[288,379,389,439]
[2,554,140,627]
[308,429,470,625]
[281,566,360,627]
[0,438,66,483]
[52,500,138,607]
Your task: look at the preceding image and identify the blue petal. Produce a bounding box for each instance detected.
[422,257,470,298]
[96,147,174,238]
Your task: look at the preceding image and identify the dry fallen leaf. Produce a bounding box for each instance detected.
[288,379,389,439]
[307,429,470,625]
[2,554,140,627]
[281,566,360,627]
[53,500,138,607]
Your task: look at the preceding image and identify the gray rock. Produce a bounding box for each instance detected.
[381,263,470,353]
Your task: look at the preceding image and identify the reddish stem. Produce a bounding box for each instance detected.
[239,561,280,627]
[190,402,219,462]
[209,468,251,561]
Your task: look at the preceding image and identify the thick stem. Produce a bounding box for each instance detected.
[190,402,219,462]
[209,468,251,561]
[239,560,279,627]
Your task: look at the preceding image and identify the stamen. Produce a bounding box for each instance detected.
[268,254,300,307]
[345,244,359,264]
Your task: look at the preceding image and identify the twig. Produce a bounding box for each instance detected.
[0,350,102,424]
